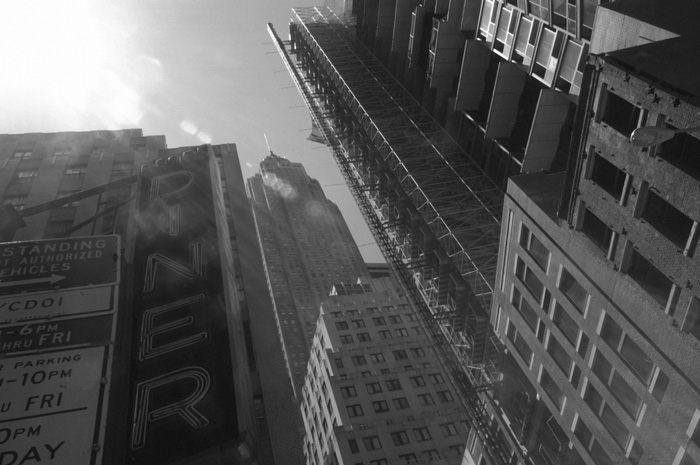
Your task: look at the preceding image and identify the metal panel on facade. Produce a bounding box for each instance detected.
[522,89,571,173]
[454,39,492,112]
[485,61,527,139]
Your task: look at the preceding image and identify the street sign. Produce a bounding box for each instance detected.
[0,236,119,296]
[0,314,113,355]
[0,286,115,324]
[0,347,106,465]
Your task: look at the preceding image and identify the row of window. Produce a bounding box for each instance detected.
[345,390,455,416]
[340,373,447,400]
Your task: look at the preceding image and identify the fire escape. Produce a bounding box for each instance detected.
[269,7,520,464]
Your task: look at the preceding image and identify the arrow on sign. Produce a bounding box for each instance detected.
[0,274,66,289]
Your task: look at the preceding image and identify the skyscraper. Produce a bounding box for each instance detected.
[247,153,369,395]
[301,277,470,465]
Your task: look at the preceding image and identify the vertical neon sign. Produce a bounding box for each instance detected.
[127,147,239,464]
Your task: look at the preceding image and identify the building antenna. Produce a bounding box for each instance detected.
[264,133,274,156]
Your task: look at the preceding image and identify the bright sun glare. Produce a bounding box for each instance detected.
[0,0,148,128]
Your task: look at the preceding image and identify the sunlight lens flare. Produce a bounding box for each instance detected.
[0,0,145,128]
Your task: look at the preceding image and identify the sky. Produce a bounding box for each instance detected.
[0,0,384,262]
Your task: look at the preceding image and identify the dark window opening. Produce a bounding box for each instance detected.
[627,249,673,307]
[581,209,613,252]
[590,154,626,199]
[658,126,700,179]
[641,191,693,248]
[601,92,640,137]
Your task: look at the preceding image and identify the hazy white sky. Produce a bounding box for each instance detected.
[0,0,383,262]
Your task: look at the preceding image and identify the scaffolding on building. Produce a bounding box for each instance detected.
[268,7,525,464]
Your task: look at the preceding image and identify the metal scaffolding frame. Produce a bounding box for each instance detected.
[291,7,503,311]
[268,8,525,464]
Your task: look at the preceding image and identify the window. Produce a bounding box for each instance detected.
[53,148,71,159]
[590,154,627,200]
[370,459,388,465]
[683,297,700,340]
[3,195,28,211]
[363,436,382,451]
[658,125,700,179]
[340,335,354,344]
[410,347,426,357]
[373,317,386,326]
[370,353,385,363]
[626,249,673,308]
[422,450,440,460]
[601,91,642,137]
[395,328,409,337]
[574,418,615,465]
[386,379,402,391]
[399,453,417,463]
[12,150,32,159]
[437,390,454,403]
[520,224,550,271]
[379,330,392,339]
[372,400,390,412]
[409,376,426,387]
[366,382,382,394]
[13,169,38,183]
[44,220,73,239]
[552,302,578,346]
[600,314,662,391]
[559,267,588,313]
[592,351,643,419]
[389,315,402,324]
[110,161,134,176]
[352,319,366,328]
[391,431,410,445]
[358,333,371,342]
[64,164,87,176]
[528,0,550,21]
[336,321,349,330]
[641,190,694,248]
[540,369,564,410]
[341,386,357,398]
[516,257,544,301]
[512,287,540,331]
[584,383,630,449]
[393,350,408,360]
[392,397,410,409]
[547,336,572,376]
[347,404,363,417]
[440,423,458,437]
[413,427,432,442]
[429,373,445,384]
[506,321,533,365]
[352,356,367,366]
[335,358,344,369]
[581,209,614,253]
[418,393,435,406]
[411,326,422,335]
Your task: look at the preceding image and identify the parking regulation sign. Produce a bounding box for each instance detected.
[0,236,119,296]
